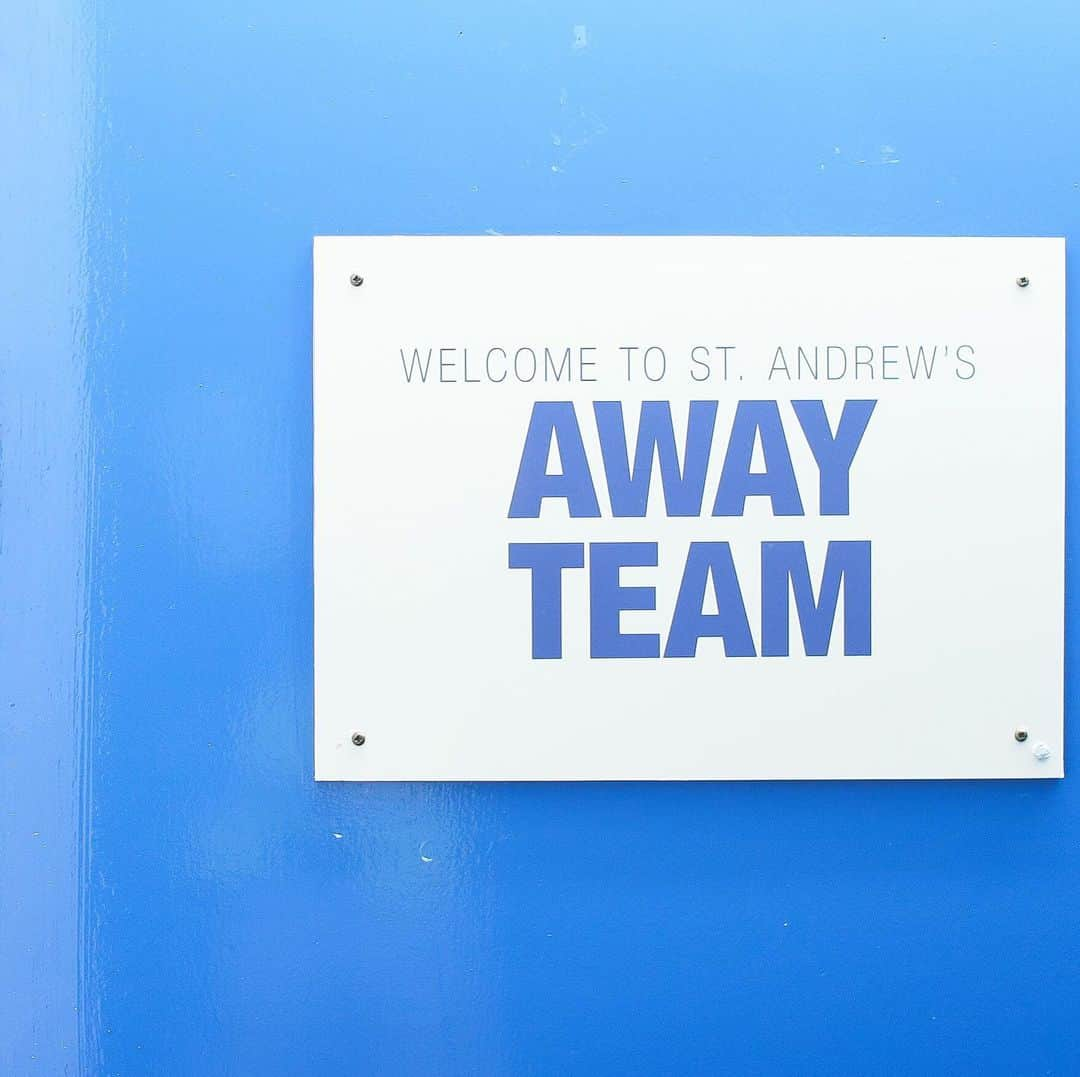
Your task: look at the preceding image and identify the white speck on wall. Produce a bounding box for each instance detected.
[573,25,588,50]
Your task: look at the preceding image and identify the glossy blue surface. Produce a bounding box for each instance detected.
[4,2,1079,1073]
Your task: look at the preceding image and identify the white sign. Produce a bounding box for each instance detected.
[314,236,1064,781]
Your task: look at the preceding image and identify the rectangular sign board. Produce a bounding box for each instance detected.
[314,236,1064,780]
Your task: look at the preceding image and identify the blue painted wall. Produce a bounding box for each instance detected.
[4,2,1078,1073]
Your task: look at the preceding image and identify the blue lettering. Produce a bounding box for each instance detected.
[594,400,718,517]
[589,542,661,659]
[712,401,804,517]
[508,542,585,658]
[792,400,876,515]
[761,541,871,656]
[664,542,756,658]
[508,402,600,518]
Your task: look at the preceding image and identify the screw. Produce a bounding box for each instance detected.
[1014,728,1029,743]
[351,732,366,746]
[1033,742,1052,762]
[350,274,364,287]
[1016,276,1030,288]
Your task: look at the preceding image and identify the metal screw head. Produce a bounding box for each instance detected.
[350,274,364,287]
[351,732,366,746]
[1015,728,1029,743]
[1016,276,1030,288]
